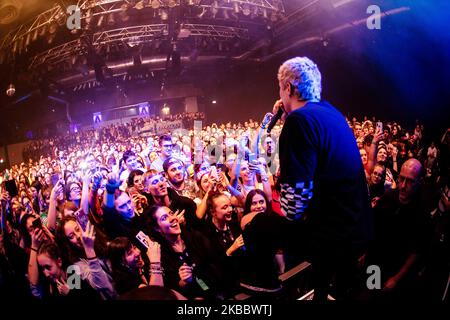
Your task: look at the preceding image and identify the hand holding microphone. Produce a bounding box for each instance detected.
[266,99,285,133]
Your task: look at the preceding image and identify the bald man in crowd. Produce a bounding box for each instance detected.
[369,158,431,300]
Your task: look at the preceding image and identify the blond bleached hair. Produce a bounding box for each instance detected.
[277,57,322,101]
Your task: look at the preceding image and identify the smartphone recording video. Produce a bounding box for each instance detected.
[32,218,42,229]
[51,173,60,187]
[4,179,18,198]
[73,209,88,232]
[136,231,150,249]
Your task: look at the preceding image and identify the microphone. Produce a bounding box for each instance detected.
[267,107,284,133]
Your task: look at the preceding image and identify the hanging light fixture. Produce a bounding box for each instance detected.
[97,14,105,28]
[160,9,168,20]
[162,103,170,115]
[32,28,39,41]
[40,24,47,37]
[6,83,16,97]
[107,13,115,26]
[151,0,161,9]
[242,4,251,16]
[270,12,278,22]
[211,1,219,17]
[233,2,239,14]
[24,32,31,48]
[251,6,259,19]
[223,8,230,19]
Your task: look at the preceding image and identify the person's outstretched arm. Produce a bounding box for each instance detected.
[367,127,384,176]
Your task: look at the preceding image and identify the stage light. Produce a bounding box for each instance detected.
[151,0,161,9]
[49,22,58,34]
[119,4,130,22]
[6,83,16,97]
[85,8,93,25]
[107,13,115,26]
[212,100,217,104]
[270,12,278,22]
[178,27,191,38]
[17,37,24,54]
[233,2,239,14]
[242,4,251,16]
[251,6,259,19]
[25,32,31,48]
[167,0,177,8]
[162,104,170,115]
[32,28,38,41]
[56,11,65,26]
[223,8,230,20]
[97,14,105,28]
[211,1,219,17]
[160,9,168,20]
[47,35,56,45]
[0,0,22,25]
[40,24,47,37]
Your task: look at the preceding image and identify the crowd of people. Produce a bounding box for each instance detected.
[22,112,205,162]
[0,108,448,301]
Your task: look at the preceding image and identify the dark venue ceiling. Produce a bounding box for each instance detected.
[0,0,449,144]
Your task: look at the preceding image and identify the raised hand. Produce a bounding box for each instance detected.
[254,162,266,176]
[372,126,384,144]
[371,196,380,208]
[31,228,45,250]
[391,146,398,159]
[56,278,70,296]
[92,171,103,189]
[272,99,283,116]
[218,171,230,188]
[0,190,10,203]
[81,221,96,252]
[107,172,119,185]
[172,209,185,226]
[145,235,161,263]
[50,180,64,201]
[131,193,148,211]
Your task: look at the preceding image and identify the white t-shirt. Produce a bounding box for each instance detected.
[150,157,164,172]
